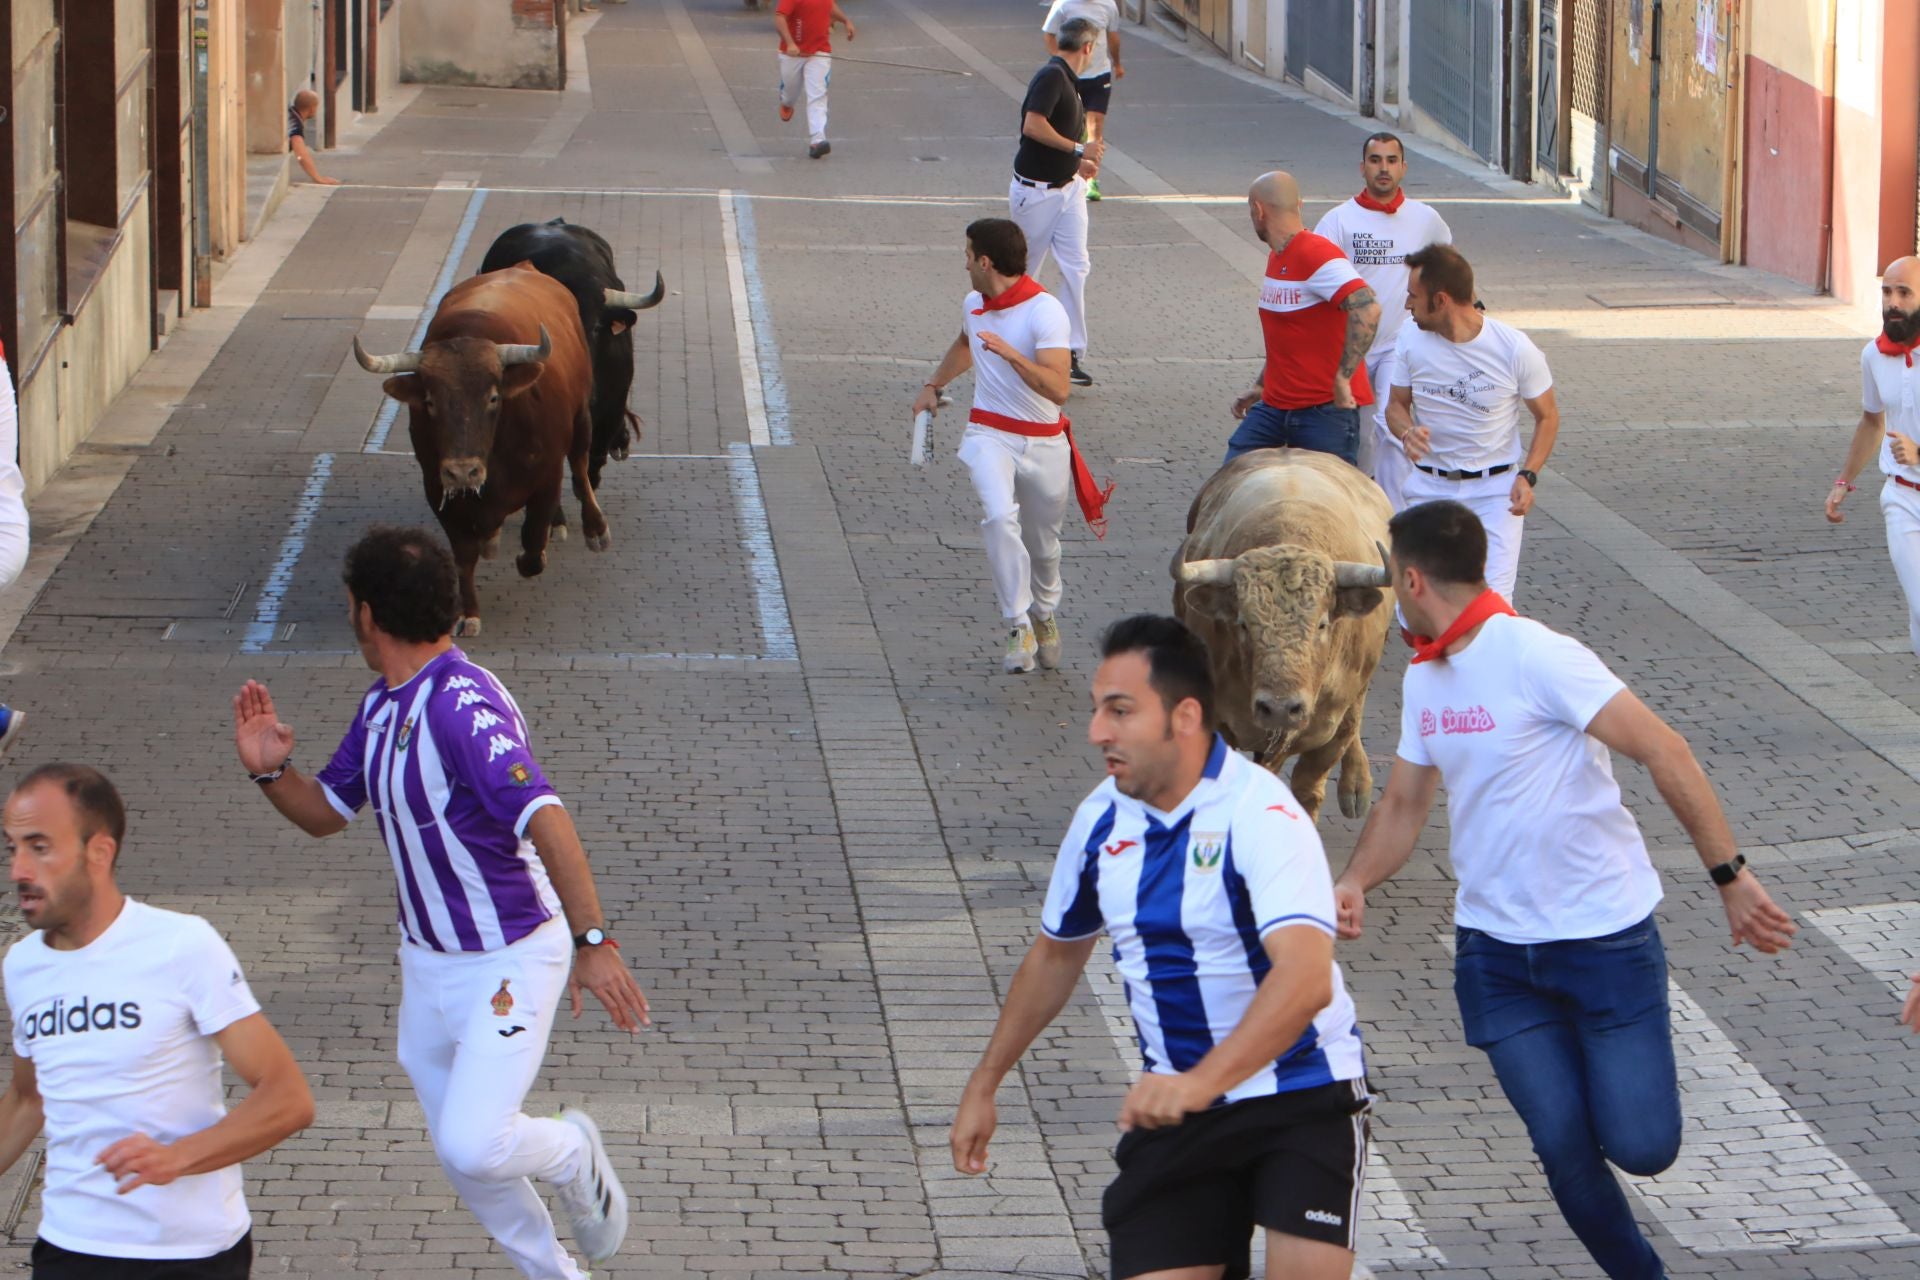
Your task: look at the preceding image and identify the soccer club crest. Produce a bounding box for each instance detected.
[1189,833,1225,874]
[396,716,415,752]
[490,979,514,1016]
[507,761,534,788]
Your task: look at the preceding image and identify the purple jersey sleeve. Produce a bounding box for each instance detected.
[315,690,375,818]
[429,668,561,834]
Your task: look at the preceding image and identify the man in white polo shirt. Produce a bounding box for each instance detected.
[1333,501,1796,1280]
[914,218,1111,674]
[0,764,314,1279]
[1825,255,1920,656]
[952,614,1369,1280]
[1314,131,1452,503]
[1387,244,1556,600]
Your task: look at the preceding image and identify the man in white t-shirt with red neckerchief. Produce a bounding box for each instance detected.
[1825,255,1920,657]
[1387,243,1556,601]
[913,218,1112,674]
[1333,500,1797,1280]
[1314,131,1452,506]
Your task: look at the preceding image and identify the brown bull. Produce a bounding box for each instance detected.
[353,263,607,636]
[1171,450,1393,822]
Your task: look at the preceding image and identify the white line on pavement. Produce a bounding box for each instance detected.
[726,443,798,662]
[365,188,490,453]
[719,191,773,449]
[728,194,791,447]
[240,453,336,654]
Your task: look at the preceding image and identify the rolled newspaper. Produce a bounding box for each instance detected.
[910,410,931,467]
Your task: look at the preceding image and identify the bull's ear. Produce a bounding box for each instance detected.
[1331,586,1383,620]
[382,375,424,406]
[501,365,544,398]
[605,308,637,336]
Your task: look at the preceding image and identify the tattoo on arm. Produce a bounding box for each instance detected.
[1338,287,1379,378]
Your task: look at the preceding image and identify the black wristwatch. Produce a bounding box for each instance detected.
[574,927,610,948]
[250,756,292,786]
[1708,853,1746,887]
[1516,468,1539,487]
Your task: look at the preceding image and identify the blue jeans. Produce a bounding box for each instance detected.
[1223,400,1360,466]
[1454,914,1680,1280]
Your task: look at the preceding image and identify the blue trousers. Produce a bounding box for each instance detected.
[1223,400,1360,466]
[1454,914,1680,1280]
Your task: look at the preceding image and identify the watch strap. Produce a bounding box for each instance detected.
[1517,468,1539,486]
[250,756,292,786]
[1708,853,1746,886]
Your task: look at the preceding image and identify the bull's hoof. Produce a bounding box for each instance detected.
[480,534,500,561]
[1339,788,1372,821]
[453,616,482,638]
[586,530,612,553]
[516,550,547,578]
[611,439,631,462]
[550,523,568,542]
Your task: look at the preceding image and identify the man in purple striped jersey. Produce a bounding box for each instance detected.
[231,526,646,1279]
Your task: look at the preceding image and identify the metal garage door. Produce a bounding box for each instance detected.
[1284,0,1355,95]
[1409,0,1502,164]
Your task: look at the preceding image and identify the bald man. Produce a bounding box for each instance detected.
[287,91,340,186]
[1228,172,1379,466]
[1829,258,1920,653]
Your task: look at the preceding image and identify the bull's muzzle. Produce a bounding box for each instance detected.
[440,457,488,495]
[1252,690,1310,735]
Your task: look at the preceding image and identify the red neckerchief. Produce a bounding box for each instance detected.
[1878,332,1920,367]
[1405,589,1516,663]
[972,276,1045,315]
[1355,188,1406,214]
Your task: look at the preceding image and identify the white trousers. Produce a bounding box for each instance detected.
[1364,348,1411,511]
[1398,467,1525,601]
[1008,176,1090,354]
[778,53,830,143]
[0,362,31,590]
[1882,479,1920,656]
[398,919,589,1280]
[959,424,1071,621]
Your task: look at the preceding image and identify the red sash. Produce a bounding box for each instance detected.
[1877,331,1920,367]
[1404,589,1516,663]
[1355,188,1406,214]
[968,408,1115,538]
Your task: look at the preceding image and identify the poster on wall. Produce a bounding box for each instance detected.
[1628,0,1643,65]
[1695,0,1719,74]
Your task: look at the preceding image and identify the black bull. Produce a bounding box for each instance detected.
[478,218,665,487]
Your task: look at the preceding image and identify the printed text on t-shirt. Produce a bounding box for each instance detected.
[1419,706,1498,736]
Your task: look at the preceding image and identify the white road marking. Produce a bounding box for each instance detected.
[719,191,772,449]
[240,453,335,654]
[727,443,797,661]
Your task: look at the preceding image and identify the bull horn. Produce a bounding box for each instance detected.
[1332,541,1394,589]
[496,325,552,367]
[604,272,666,310]
[1174,558,1237,586]
[352,336,422,376]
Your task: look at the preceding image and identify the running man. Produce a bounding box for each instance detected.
[913,219,1111,674]
[774,0,854,158]
[1012,18,1104,386]
[1388,243,1556,600]
[1228,171,1380,465]
[952,615,1370,1280]
[1314,132,1452,502]
[1041,0,1122,201]
[1826,256,1920,656]
[0,764,314,1279]
[1335,500,1797,1280]
[233,525,646,1279]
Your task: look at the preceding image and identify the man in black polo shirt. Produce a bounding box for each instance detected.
[1011,18,1102,387]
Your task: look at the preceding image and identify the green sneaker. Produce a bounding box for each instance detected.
[1031,615,1062,669]
[1003,623,1038,674]
[1087,178,1102,202]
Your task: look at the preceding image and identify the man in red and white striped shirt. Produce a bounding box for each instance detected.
[1226,171,1380,468]
[914,219,1112,675]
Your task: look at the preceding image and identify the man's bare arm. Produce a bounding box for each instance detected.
[1520,389,1560,473]
[1337,287,1381,381]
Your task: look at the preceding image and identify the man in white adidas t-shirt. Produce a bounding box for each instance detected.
[1387,244,1557,600]
[0,764,313,1279]
[1333,501,1796,1280]
[914,218,1110,674]
[1313,131,1451,504]
[952,615,1369,1280]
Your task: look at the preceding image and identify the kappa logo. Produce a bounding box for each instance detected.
[454,689,487,711]
[471,708,506,736]
[1189,833,1225,872]
[484,733,520,762]
[1102,839,1138,858]
[443,675,478,692]
[1303,1209,1344,1227]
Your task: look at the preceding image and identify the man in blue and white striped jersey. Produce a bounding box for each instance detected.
[232,525,646,1280]
[951,614,1370,1280]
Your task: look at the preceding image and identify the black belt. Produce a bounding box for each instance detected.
[1414,462,1514,481]
[1013,172,1071,190]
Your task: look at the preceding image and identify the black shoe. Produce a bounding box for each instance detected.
[808,141,831,159]
[1069,356,1093,386]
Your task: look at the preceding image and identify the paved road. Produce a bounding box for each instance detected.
[3,1,1919,1276]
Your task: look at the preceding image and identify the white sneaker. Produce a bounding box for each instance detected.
[1030,614,1062,669]
[555,1107,628,1264]
[1004,623,1037,674]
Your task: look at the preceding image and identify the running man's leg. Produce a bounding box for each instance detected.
[777,53,804,117]
[1465,480,1525,599]
[1357,351,1389,478]
[1882,479,1920,656]
[802,54,831,144]
[1560,917,1683,1181]
[1049,179,1092,354]
[959,427,1034,620]
[1013,435,1073,619]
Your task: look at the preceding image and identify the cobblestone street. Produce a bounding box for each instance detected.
[4,2,1920,1276]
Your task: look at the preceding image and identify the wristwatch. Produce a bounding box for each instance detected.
[574,927,610,948]
[250,756,292,786]
[1516,468,1539,487]
[1072,142,1085,158]
[1707,853,1746,887]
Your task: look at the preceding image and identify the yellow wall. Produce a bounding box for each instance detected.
[1749,0,1834,90]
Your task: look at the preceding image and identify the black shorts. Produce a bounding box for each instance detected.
[33,1233,251,1279]
[1102,1081,1370,1280]
[1074,72,1113,115]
